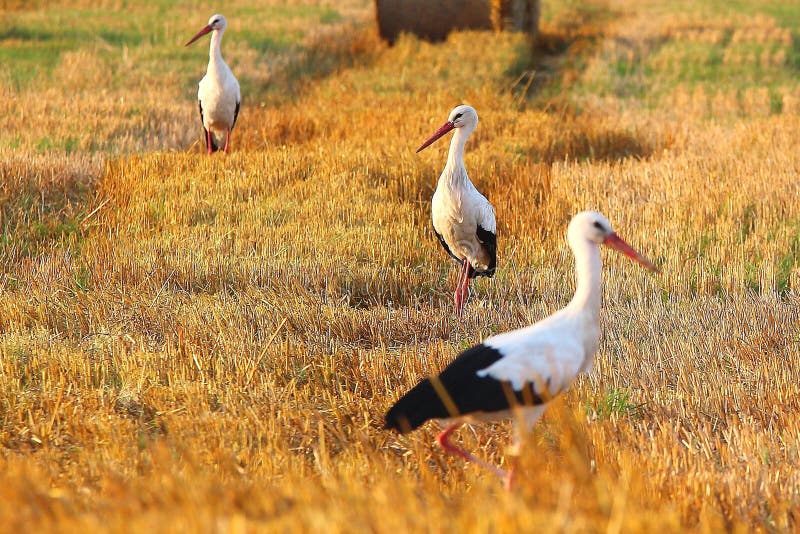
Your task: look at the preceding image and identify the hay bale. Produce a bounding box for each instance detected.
[375,0,540,44]
[375,0,491,44]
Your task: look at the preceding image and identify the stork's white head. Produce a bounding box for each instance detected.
[568,211,657,271]
[568,211,614,245]
[207,14,227,31]
[417,105,479,153]
[185,14,228,47]
[448,105,478,130]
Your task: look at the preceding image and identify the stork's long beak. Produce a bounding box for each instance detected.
[603,233,658,271]
[416,121,455,153]
[185,24,213,46]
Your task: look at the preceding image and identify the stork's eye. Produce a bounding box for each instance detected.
[454,112,463,120]
[593,221,604,231]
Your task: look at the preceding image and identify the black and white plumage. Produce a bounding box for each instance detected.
[385,211,658,486]
[186,14,241,155]
[418,105,497,315]
[385,343,545,432]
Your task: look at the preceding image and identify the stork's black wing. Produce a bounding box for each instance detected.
[232,100,240,130]
[384,343,544,433]
[472,224,497,279]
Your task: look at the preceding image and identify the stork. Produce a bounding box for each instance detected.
[418,105,496,316]
[385,211,658,488]
[185,14,241,155]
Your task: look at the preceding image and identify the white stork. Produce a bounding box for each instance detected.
[385,211,658,487]
[417,105,496,316]
[185,14,241,155]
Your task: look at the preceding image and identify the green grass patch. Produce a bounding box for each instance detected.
[777,222,800,294]
[547,0,800,109]
[236,29,301,55]
[586,388,645,419]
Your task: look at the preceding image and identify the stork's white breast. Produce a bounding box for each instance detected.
[198,72,239,131]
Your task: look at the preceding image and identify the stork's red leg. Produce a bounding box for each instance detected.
[436,423,509,481]
[453,264,462,313]
[454,260,469,315]
[205,129,214,155]
[223,128,231,153]
[455,260,472,316]
[463,259,472,302]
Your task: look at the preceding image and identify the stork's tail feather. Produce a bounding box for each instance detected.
[210,134,220,152]
[384,379,448,433]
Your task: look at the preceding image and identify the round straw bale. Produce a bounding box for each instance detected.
[375,0,493,44]
[375,0,540,44]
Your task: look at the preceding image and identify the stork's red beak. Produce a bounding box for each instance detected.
[185,24,213,46]
[417,121,455,153]
[603,233,658,271]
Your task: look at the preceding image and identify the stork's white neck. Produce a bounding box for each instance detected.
[208,28,225,65]
[566,237,603,319]
[441,126,473,187]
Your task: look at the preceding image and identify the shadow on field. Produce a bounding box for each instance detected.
[277,22,381,92]
[507,2,662,162]
[507,2,617,103]
[228,20,384,151]
[529,113,655,163]
[0,153,101,264]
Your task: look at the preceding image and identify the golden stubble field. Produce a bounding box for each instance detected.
[1,0,800,531]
